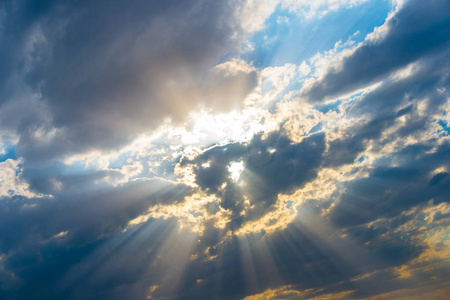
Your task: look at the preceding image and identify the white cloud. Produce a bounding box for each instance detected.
[236,0,371,37]
[213,58,256,77]
[0,159,45,198]
[281,0,370,19]
[236,0,281,34]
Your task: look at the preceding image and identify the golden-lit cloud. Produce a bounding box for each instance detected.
[243,285,354,300]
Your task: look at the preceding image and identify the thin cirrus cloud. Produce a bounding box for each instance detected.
[0,0,450,299]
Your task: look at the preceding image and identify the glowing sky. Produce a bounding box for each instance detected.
[0,0,450,299]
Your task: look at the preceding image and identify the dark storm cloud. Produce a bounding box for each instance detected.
[329,139,450,227]
[0,178,190,253]
[240,133,325,220]
[315,38,450,228]
[0,217,189,300]
[0,177,191,300]
[174,206,426,300]
[348,49,450,117]
[303,0,450,102]
[0,0,258,162]
[323,46,450,168]
[183,131,325,230]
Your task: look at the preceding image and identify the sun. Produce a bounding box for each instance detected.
[228,160,245,182]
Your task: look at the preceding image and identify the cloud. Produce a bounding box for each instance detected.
[0,0,261,163]
[282,0,370,19]
[179,130,325,231]
[243,285,353,300]
[1,0,450,299]
[302,0,450,102]
[0,177,190,252]
[0,158,44,198]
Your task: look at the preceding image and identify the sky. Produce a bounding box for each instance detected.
[0,0,450,299]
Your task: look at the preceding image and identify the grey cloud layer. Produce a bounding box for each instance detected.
[181,131,325,233]
[0,0,257,161]
[303,0,450,102]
